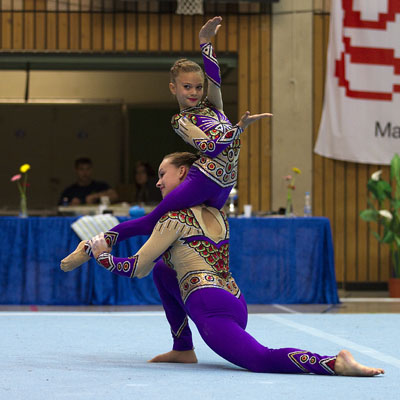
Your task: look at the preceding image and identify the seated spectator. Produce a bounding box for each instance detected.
[59,157,118,205]
[133,161,162,204]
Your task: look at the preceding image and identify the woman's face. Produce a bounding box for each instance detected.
[135,165,148,186]
[156,158,186,198]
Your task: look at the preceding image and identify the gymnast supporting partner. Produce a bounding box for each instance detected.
[60,16,271,271]
[61,152,384,377]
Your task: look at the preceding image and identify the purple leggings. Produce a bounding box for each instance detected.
[109,167,231,241]
[152,261,337,375]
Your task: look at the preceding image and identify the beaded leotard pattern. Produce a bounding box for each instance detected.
[171,42,243,188]
[94,206,240,303]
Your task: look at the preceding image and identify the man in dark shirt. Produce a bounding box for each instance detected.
[59,157,118,205]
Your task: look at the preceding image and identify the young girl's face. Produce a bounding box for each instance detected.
[156,158,187,198]
[169,71,204,110]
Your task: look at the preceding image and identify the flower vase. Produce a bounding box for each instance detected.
[19,195,28,218]
[285,197,294,217]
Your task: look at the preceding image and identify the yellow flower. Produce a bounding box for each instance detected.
[20,164,31,173]
[292,167,301,174]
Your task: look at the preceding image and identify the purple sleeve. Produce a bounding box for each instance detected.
[201,42,221,87]
[96,252,139,279]
[171,111,243,158]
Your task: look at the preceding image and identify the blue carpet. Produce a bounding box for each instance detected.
[1,312,398,400]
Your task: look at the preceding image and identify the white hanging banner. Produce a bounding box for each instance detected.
[314,0,400,165]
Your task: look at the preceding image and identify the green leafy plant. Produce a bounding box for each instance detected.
[360,153,400,278]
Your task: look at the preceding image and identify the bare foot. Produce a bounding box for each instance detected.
[60,241,90,272]
[334,350,385,376]
[148,349,198,364]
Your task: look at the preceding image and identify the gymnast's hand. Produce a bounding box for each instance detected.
[199,16,222,44]
[89,233,112,259]
[237,111,273,130]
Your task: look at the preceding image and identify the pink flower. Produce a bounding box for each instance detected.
[284,175,292,181]
[11,174,22,182]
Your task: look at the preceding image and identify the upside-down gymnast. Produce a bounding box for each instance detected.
[61,152,384,377]
[61,16,272,271]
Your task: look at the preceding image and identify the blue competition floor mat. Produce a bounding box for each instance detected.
[1,312,398,400]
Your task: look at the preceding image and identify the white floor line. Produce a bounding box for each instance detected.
[0,311,166,317]
[260,313,400,369]
[340,298,400,302]
[272,304,299,314]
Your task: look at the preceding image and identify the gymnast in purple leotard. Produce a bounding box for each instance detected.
[61,16,271,269]
[62,151,384,377]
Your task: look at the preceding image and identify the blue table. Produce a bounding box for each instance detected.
[229,217,338,304]
[0,216,338,305]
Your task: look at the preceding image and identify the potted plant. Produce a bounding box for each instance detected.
[360,153,400,296]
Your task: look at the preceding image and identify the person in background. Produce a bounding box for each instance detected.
[133,161,162,204]
[59,157,118,205]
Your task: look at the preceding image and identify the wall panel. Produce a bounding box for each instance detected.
[260,14,271,211]
[237,14,250,208]
[126,13,137,51]
[1,12,12,48]
[159,13,171,51]
[114,13,126,51]
[58,13,69,49]
[13,12,23,49]
[248,15,261,211]
[48,11,56,48]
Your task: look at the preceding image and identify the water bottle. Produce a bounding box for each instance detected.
[227,187,238,217]
[304,192,312,217]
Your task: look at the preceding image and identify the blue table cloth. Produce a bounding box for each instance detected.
[229,217,338,304]
[0,216,338,305]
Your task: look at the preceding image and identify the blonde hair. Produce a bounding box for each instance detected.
[170,59,204,83]
[163,152,199,168]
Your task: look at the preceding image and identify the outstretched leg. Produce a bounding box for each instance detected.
[102,168,231,242]
[79,167,231,265]
[149,261,197,363]
[185,289,384,376]
[61,168,231,271]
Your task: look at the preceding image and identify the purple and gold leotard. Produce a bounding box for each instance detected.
[84,42,244,252]
[94,205,337,376]
[171,42,242,188]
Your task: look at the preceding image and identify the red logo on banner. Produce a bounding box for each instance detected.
[335,0,400,101]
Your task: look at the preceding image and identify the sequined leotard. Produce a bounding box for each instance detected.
[85,42,244,253]
[94,205,337,375]
[171,45,242,188]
